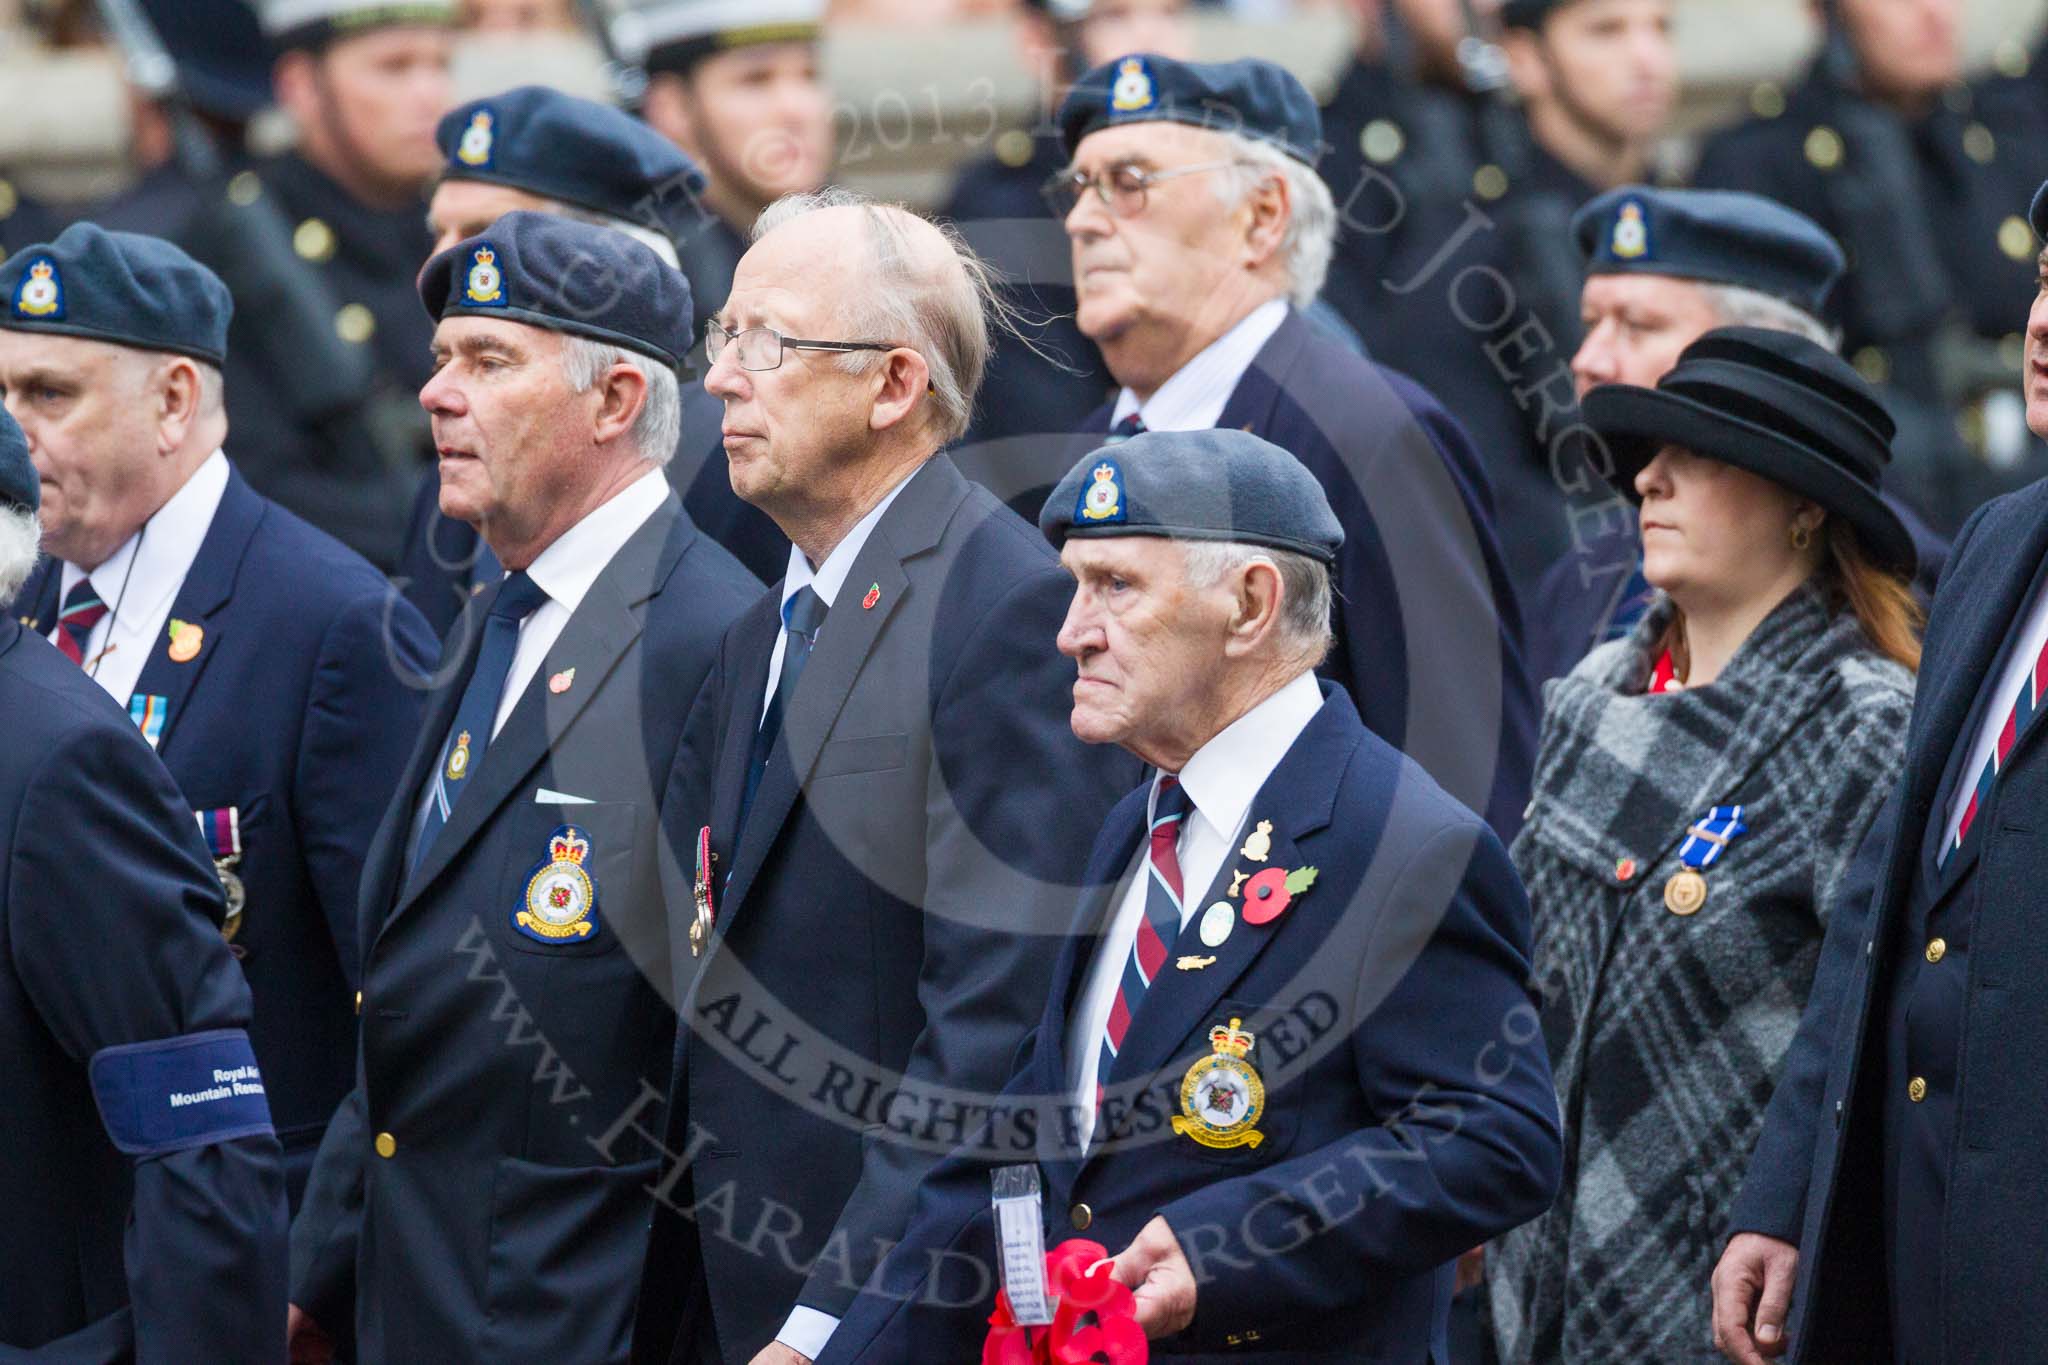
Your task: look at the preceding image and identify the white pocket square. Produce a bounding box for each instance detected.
[534,788,594,805]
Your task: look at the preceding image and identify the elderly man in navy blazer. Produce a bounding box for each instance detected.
[811,428,1562,1363]
[0,406,288,1362]
[0,223,437,1206]
[628,190,1139,1365]
[287,213,759,1363]
[1710,180,2048,1365]
[1031,53,1536,840]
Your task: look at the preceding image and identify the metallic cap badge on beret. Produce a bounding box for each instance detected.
[254,0,454,50]
[1058,54,1322,166]
[437,87,708,244]
[612,0,824,75]
[1572,186,1846,315]
[1,222,233,364]
[0,405,35,514]
[1040,428,1344,565]
[1583,326,1914,576]
[417,210,695,371]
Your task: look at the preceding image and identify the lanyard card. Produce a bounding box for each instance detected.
[991,1163,1053,1325]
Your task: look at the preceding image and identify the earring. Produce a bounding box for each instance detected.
[1790,523,1812,551]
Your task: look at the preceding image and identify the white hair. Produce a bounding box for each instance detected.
[0,504,39,604]
[543,200,684,270]
[1181,539,1334,665]
[1212,132,1336,309]
[754,187,1019,444]
[1700,282,1840,351]
[560,335,681,464]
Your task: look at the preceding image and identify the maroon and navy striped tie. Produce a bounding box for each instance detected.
[1097,775,1192,1113]
[54,578,108,667]
[1942,633,2048,867]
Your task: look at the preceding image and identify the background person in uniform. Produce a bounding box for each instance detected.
[0,223,437,1208]
[1050,52,1537,839]
[813,429,1563,1364]
[1707,180,2048,1365]
[394,84,776,632]
[1487,327,1919,1362]
[287,213,759,1365]
[0,405,288,1363]
[629,189,1139,1365]
[1694,0,2048,534]
[237,0,456,569]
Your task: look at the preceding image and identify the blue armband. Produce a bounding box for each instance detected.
[89,1028,276,1157]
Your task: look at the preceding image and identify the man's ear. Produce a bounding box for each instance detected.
[1222,556,1285,658]
[868,347,933,434]
[1501,28,1551,104]
[591,362,651,447]
[1242,171,1291,273]
[272,50,317,125]
[152,357,205,456]
[640,73,699,158]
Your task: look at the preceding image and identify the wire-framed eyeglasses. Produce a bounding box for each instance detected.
[705,320,900,372]
[1040,159,1250,219]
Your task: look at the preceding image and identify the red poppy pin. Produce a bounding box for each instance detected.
[862,582,881,610]
[1241,865,1318,925]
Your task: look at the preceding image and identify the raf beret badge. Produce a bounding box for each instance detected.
[455,108,495,168]
[464,244,507,307]
[516,824,601,943]
[1610,198,1652,261]
[1077,458,1126,524]
[11,256,62,319]
[1110,56,1158,114]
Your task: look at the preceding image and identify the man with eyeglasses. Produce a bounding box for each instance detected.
[1050,53,1537,841]
[628,188,1138,1365]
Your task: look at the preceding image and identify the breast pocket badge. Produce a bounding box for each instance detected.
[1171,1017,1266,1150]
[515,824,601,943]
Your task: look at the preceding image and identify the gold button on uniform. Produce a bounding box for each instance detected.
[1908,1077,1928,1103]
[0,178,16,221]
[1853,346,1891,385]
[995,129,1034,169]
[1963,122,1996,165]
[1070,1202,1092,1231]
[1749,82,1785,119]
[354,990,363,1013]
[226,171,262,207]
[1996,38,2031,79]
[375,1131,397,1158]
[1925,938,1947,963]
[1361,119,1405,165]
[1473,165,1509,201]
[335,303,376,344]
[1999,215,2035,262]
[294,216,337,263]
[1804,126,1844,171]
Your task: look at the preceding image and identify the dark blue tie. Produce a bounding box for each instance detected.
[1105,412,1146,444]
[412,570,549,876]
[738,584,828,838]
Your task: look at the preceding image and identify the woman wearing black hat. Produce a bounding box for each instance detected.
[1486,327,1919,1362]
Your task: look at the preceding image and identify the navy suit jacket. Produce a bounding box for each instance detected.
[0,618,287,1362]
[1060,309,1537,839]
[289,493,758,1363]
[630,454,1142,1363]
[11,467,437,1204]
[815,685,1562,1364]
[1728,475,2048,1362]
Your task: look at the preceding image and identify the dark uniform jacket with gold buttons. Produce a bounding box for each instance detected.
[811,683,1562,1365]
[1488,584,1911,1363]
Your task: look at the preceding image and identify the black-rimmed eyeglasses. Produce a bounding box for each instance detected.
[705,320,899,372]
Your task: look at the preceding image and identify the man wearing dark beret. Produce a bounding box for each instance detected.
[1048,50,1538,841]
[1707,180,2048,1365]
[812,428,1562,1364]
[287,212,758,1364]
[0,403,289,1363]
[0,222,437,1212]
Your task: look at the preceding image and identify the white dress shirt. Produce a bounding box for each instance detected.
[1108,297,1288,433]
[1066,669,1323,1149]
[53,450,229,706]
[1942,575,2048,853]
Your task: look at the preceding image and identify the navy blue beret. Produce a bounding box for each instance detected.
[418,210,694,371]
[437,87,707,244]
[1572,186,1845,316]
[1,222,233,364]
[0,405,34,514]
[1040,428,1344,564]
[1059,55,1321,166]
[2027,179,2048,244]
[140,0,272,120]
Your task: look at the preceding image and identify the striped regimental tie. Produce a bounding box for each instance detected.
[54,577,109,667]
[1941,633,2048,867]
[1097,774,1192,1114]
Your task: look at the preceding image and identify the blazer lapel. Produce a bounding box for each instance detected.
[1213,307,1308,435]
[10,556,57,633]
[133,472,265,756]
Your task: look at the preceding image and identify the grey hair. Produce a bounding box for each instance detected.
[560,336,681,464]
[1181,539,1334,665]
[1701,282,1841,352]
[753,187,1021,444]
[0,504,39,605]
[1212,133,1336,309]
[542,200,683,270]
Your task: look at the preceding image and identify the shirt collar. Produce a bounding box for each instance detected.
[781,463,922,618]
[63,450,230,626]
[522,467,671,614]
[1160,669,1324,847]
[1111,298,1289,433]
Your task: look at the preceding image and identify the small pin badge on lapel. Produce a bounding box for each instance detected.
[1227,870,1249,898]
[861,582,880,610]
[1176,954,1217,971]
[166,618,203,663]
[549,667,576,694]
[471,581,487,597]
[1240,820,1274,863]
[18,615,35,630]
[1199,901,1234,947]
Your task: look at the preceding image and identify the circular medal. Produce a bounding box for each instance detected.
[1664,869,1708,916]
[1199,901,1234,948]
[218,863,246,942]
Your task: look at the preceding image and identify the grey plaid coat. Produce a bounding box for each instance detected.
[1485,584,1912,1363]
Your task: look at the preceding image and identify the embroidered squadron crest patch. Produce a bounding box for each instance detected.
[1172,1017,1266,1149]
[455,108,495,167]
[515,824,601,943]
[1077,459,1126,524]
[464,244,507,307]
[12,257,62,318]
[1110,57,1158,114]
[1610,198,1652,260]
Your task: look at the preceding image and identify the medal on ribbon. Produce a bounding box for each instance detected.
[690,825,716,957]
[515,825,600,942]
[1171,1017,1266,1150]
[128,693,169,750]
[195,806,245,943]
[1664,804,1748,916]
